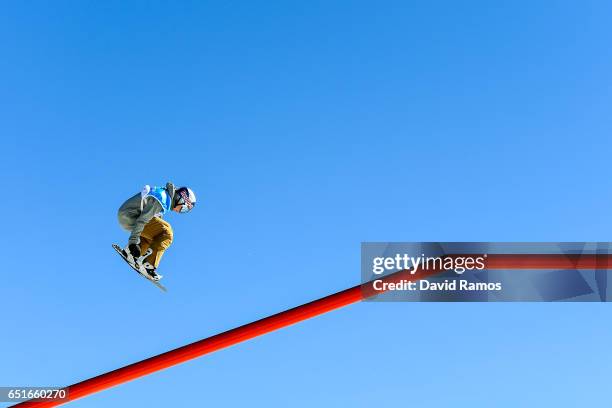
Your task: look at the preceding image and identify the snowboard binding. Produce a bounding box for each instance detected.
[113,244,167,291]
[124,247,162,281]
[123,246,153,268]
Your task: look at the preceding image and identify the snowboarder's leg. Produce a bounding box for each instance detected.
[138,236,152,261]
[141,217,174,268]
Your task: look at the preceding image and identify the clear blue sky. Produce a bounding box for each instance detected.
[2,1,612,407]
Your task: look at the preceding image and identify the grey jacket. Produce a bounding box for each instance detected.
[117,182,176,245]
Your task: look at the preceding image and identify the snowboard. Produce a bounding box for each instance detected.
[112,244,167,292]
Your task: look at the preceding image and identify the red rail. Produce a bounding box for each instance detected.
[12,253,612,407]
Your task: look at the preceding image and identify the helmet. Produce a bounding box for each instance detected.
[174,187,196,213]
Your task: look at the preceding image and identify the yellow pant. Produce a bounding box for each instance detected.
[139,217,173,268]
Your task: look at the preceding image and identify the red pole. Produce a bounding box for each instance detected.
[12,253,612,407]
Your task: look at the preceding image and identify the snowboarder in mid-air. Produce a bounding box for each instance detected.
[115,182,196,284]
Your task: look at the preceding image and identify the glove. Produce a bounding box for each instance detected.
[128,243,141,258]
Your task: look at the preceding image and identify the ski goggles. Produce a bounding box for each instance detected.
[178,190,194,213]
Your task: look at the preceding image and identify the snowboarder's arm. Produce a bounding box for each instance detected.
[128,199,163,245]
[166,182,176,203]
